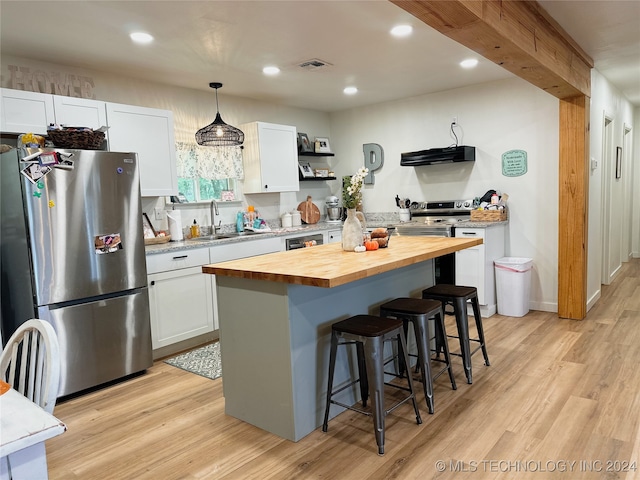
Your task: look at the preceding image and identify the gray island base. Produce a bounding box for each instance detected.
[205,237,482,441]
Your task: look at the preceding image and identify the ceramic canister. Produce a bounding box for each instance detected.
[291,210,302,227]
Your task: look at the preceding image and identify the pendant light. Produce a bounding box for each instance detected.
[195,82,244,147]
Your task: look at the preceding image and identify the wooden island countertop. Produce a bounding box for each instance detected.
[202,236,482,288]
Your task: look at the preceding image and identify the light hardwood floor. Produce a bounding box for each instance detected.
[47,260,640,479]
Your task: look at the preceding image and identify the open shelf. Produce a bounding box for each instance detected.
[299,176,337,181]
[298,151,335,157]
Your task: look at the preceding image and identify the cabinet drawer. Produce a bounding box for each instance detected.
[146,248,210,274]
[455,227,486,240]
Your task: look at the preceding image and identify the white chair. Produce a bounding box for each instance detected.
[0,319,60,414]
[0,319,61,480]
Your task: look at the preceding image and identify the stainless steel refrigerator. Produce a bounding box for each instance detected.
[1,147,152,397]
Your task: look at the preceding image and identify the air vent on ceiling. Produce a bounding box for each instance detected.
[297,58,333,71]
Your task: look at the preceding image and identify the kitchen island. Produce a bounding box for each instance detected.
[202,236,482,441]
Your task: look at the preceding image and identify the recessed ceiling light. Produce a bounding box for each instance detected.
[390,25,413,37]
[460,58,479,69]
[130,32,153,44]
[262,66,280,76]
[343,86,358,95]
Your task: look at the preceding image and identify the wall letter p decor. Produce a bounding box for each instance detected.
[363,143,384,184]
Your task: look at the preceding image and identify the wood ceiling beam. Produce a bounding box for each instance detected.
[392,0,592,319]
[390,0,593,99]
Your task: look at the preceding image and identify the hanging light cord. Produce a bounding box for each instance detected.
[449,121,459,147]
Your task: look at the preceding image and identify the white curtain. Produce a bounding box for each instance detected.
[175,142,244,180]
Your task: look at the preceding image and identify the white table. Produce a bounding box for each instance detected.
[0,385,66,480]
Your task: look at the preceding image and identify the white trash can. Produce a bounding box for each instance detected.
[494,257,533,317]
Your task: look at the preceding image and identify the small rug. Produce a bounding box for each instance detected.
[164,342,222,380]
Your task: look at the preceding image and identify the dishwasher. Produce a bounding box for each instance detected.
[285,233,324,250]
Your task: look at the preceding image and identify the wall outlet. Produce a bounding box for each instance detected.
[154,207,164,221]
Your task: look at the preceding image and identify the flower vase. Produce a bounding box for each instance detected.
[342,208,365,251]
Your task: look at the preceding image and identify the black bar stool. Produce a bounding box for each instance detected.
[379,298,457,414]
[322,315,422,455]
[422,285,490,384]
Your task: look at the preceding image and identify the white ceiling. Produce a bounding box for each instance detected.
[1,1,638,111]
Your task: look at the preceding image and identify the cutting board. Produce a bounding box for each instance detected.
[297,196,320,224]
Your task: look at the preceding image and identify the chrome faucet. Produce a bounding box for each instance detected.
[210,200,220,234]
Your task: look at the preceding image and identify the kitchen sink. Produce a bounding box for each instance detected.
[188,235,235,241]
[187,231,261,241]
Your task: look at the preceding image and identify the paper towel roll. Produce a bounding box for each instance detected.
[167,210,183,241]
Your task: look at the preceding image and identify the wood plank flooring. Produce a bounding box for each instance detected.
[47,259,640,479]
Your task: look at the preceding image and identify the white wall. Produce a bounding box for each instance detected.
[588,69,637,309]
[330,79,560,312]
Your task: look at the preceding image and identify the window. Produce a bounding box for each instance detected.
[174,142,243,202]
[177,177,236,202]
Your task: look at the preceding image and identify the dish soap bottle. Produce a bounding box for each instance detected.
[190,219,200,238]
[236,211,245,232]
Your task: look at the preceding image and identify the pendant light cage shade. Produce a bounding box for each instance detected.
[195,82,244,147]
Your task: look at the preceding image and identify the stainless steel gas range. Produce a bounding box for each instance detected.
[394,199,474,237]
[394,199,474,283]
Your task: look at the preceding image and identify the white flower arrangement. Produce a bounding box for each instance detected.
[342,167,369,209]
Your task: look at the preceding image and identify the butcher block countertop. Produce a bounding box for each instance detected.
[202,236,482,288]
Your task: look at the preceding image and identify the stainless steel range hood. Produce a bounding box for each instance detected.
[400,146,475,166]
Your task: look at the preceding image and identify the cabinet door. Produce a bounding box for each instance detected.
[53,96,107,130]
[328,229,342,243]
[148,266,214,349]
[0,88,55,135]
[455,245,486,304]
[106,102,178,196]
[241,122,299,193]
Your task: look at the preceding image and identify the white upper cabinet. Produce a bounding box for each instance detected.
[1,88,178,198]
[106,102,178,197]
[52,95,107,130]
[240,121,299,193]
[0,88,55,135]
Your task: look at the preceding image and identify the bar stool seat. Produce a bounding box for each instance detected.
[422,284,490,384]
[380,298,457,414]
[322,315,422,455]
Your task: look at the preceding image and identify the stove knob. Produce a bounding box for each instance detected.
[455,201,462,208]
[410,201,419,210]
[420,202,428,209]
[463,201,471,208]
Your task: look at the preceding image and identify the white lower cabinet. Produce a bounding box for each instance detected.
[455,225,505,317]
[146,248,214,352]
[327,229,342,243]
[148,266,214,349]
